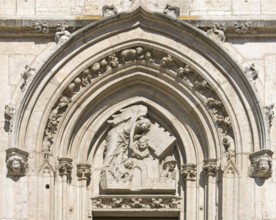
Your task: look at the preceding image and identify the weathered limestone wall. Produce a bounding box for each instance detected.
[1,0,276,18]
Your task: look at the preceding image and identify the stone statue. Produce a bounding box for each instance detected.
[102,105,151,179]
[100,104,177,193]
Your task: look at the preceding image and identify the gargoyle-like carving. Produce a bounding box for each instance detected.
[181,164,197,181]
[21,65,35,91]
[58,157,73,178]
[91,196,182,209]
[244,63,258,82]
[102,5,118,17]
[76,163,92,180]
[6,148,29,176]
[249,149,273,179]
[207,23,226,42]
[100,104,177,193]
[33,21,50,33]
[163,4,180,19]
[55,23,71,44]
[203,159,218,177]
[264,104,274,128]
[42,46,234,159]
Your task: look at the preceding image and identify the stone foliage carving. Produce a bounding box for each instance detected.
[181,164,197,181]
[100,105,177,193]
[234,22,254,34]
[203,159,218,177]
[55,23,71,44]
[58,157,73,178]
[92,196,181,209]
[33,21,50,33]
[21,65,36,91]
[42,46,235,159]
[76,163,92,180]
[102,5,118,17]
[163,4,180,19]
[207,23,226,42]
[6,148,29,176]
[249,149,273,179]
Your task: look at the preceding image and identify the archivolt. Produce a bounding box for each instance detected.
[11,7,265,169]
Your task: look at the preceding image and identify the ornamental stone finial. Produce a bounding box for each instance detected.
[6,148,29,176]
[203,159,218,177]
[249,149,273,179]
[181,164,197,181]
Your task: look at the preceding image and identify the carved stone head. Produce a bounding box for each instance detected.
[249,149,273,179]
[6,148,29,176]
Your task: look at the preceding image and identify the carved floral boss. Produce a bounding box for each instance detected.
[42,46,235,157]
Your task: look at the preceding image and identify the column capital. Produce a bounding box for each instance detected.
[76,163,92,181]
[203,158,218,177]
[181,164,197,181]
[58,157,73,178]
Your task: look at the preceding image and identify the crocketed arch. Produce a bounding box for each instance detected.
[11,7,265,169]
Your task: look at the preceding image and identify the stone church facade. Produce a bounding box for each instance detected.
[1,1,276,220]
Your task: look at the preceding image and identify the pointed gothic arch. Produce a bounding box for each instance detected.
[9,7,267,220]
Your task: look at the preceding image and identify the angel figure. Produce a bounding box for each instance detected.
[102,105,151,179]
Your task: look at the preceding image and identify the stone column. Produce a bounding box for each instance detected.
[58,157,73,220]
[203,159,218,220]
[76,163,92,220]
[182,164,197,220]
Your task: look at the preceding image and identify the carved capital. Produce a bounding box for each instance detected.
[203,159,218,177]
[58,157,73,178]
[76,163,92,180]
[249,149,273,179]
[181,164,197,181]
[6,148,29,176]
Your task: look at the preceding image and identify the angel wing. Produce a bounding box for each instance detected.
[108,105,148,125]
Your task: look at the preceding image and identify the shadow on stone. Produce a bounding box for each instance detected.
[6,175,20,182]
[255,177,265,186]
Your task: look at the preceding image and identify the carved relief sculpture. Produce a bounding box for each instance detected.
[249,149,273,179]
[102,5,118,17]
[182,164,197,181]
[163,4,180,19]
[6,148,29,176]
[42,46,235,159]
[207,23,226,42]
[100,104,177,193]
[55,23,71,44]
[4,103,15,132]
[76,163,92,181]
[21,65,35,91]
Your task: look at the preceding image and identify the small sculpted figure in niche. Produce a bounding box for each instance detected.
[160,155,177,180]
[102,105,151,179]
[131,136,150,160]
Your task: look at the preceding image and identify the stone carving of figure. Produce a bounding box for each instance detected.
[130,136,150,159]
[6,155,28,176]
[102,105,151,179]
[160,155,177,180]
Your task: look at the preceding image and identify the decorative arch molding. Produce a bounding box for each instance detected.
[7,7,269,220]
